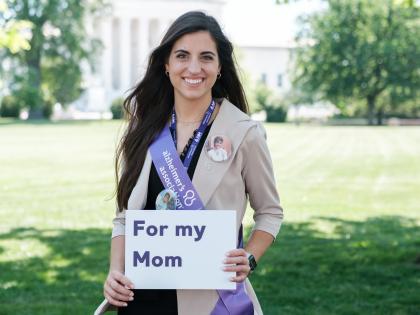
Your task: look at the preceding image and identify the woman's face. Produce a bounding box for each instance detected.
[165,31,221,104]
[163,194,170,203]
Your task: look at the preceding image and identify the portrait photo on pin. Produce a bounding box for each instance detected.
[206,135,232,162]
[155,189,177,210]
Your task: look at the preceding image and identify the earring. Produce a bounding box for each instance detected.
[165,71,169,77]
[217,72,221,79]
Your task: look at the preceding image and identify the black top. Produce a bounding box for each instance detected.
[118,123,212,315]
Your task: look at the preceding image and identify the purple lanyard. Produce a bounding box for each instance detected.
[170,99,216,169]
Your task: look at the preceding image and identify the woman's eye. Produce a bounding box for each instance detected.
[176,54,187,59]
[202,55,214,61]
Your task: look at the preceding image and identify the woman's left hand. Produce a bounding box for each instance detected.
[223,249,251,283]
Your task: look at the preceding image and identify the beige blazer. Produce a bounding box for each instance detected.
[95,98,283,315]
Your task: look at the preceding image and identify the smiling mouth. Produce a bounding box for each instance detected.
[183,78,203,86]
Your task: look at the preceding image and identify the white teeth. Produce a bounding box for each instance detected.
[184,78,203,84]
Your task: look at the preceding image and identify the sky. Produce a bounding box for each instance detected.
[222,0,326,47]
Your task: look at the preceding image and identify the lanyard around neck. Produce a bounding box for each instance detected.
[170,99,216,169]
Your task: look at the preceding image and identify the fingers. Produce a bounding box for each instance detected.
[230,272,249,283]
[107,277,133,296]
[103,270,135,307]
[223,263,250,274]
[107,279,134,299]
[226,249,247,257]
[104,284,133,303]
[104,290,129,307]
[223,249,251,283]
[108,271,134,294]
[224,256,248,265]
[112,270,135,289]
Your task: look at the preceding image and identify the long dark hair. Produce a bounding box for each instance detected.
[116,11,248,211]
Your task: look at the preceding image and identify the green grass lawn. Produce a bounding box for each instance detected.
[0,119,419,314]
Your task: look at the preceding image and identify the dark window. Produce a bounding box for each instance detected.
[277,74,283,87]
[261,73,267,84]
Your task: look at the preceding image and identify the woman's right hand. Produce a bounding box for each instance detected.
[103,270,135,307]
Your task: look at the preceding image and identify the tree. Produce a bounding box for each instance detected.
[3,0,106,118]
[0,0,31,112]
[292,0,420,125]
[253,82,288,122]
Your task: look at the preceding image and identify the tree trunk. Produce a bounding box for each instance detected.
[27,66,43,119]
[377,107,384,125]
[26,25,44,119]
[294,105,301,126]
[28,107,44,119]
[367,95,376,125]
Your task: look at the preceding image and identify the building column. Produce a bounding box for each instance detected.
[139,17,150,77]
[120,18,131,95]
[130,19,140,84]
[158,19,169,43]
[101,18,113,107]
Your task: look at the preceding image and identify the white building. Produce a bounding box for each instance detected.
[76,0,301,112]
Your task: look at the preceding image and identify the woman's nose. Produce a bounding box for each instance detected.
[187,58,201,73]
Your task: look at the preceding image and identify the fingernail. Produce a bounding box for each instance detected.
[123,303,128,307]
[130,292,134,297]
[222,259,227,263]
[129,296,134,301]
[230,277,235,281]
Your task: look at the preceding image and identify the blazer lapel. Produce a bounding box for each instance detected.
[192,99,253,207]
[127,151,152,210]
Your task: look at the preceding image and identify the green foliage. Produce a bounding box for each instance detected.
[265,104,287,122]
[293,0,420,124]
[0,94,21,117]
[238,70,259,114]
[254,83,288,122]
[254,82,272,112]
[390,98,420,118]
[0,0,32,53]
[110,97,124,120]
[11,68,44,113]
[3,0,106,118]
[42,59,84,106]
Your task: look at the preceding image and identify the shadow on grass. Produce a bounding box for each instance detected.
[248,216,420,315]
[0,216,419,315]
[0,227,110,314]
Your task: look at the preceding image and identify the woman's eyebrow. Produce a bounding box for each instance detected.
[201,51,216,56]
[174,49,216,56]
[174,49,189,54]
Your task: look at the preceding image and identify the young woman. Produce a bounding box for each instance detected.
[95,11,283,315]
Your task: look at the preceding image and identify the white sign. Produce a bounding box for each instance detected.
[125,210,236,290]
